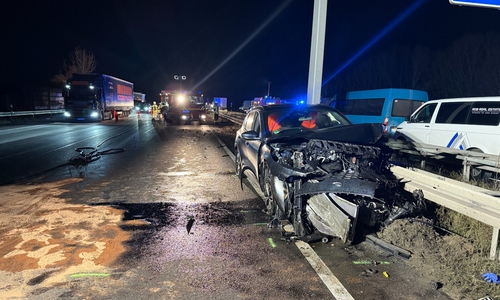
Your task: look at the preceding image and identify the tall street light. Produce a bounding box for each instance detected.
[174,75,187,92]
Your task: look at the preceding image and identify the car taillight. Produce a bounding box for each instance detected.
[383,117,389,134]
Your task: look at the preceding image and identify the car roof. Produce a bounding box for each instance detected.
[425,96,500,103]
[252,104,335,113]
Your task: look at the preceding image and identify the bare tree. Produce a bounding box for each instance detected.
[52,47,97,83]
[430,32,500,98]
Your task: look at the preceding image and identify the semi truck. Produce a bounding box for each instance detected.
[64,73,134,121]
[160,90,206,124]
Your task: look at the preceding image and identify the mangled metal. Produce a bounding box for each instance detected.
[264,132,420,244]
[235,106,421,244]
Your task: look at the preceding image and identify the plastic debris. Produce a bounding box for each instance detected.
[430,280,441,290]
[482,272,500,284]
[383,271,389,278]
[360,269,378,277]
[353,260,390,265]
[69,273,109,279]
[186,217,195,234]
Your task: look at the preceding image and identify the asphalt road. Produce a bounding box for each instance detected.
[0,114,453,299]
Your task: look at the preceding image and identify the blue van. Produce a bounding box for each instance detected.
[334,88,429,136]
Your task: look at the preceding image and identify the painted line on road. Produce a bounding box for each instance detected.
[210,126,355,300]
[295,240,355,300]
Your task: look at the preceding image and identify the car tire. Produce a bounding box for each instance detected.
[262,162,284,220]
[235,150,242,177]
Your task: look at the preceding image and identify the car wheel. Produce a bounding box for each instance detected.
[262,163,283,220]
[235,150,242,177]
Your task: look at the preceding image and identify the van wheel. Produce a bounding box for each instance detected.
[469,149,492,181]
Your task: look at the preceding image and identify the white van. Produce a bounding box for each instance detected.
[394,96,500,156]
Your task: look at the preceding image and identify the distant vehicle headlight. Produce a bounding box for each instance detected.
[200,114,206,119]
[90,111,99,118]
[64,111,71,117]
[181,115,189,120]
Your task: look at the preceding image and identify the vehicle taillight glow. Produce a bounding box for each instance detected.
[383,117,389,134]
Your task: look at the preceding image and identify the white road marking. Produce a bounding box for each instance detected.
[295,240,355,300]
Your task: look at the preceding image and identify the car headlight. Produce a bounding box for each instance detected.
[181,115,188,120]
[200,114,206,119]
[64,111,71,117]
[90,111,99,118]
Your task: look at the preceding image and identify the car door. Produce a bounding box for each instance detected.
[244,110,263,180]
[400,102,438,145]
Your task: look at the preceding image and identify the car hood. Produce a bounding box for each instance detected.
[267,123,384,145]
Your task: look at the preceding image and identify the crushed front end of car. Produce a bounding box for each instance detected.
[262,123,423,243]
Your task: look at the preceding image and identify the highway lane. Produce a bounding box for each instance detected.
[0,117,158,185]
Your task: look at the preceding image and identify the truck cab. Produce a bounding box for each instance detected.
[161,90,206,124]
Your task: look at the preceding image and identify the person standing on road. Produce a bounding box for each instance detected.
[214,102,219,122]
[151,101,158,120]
[160,102,169,123]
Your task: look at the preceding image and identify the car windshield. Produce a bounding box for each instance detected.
[266,107,351,135]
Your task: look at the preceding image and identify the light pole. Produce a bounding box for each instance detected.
[267,81,271,97]
[174,75,187,92]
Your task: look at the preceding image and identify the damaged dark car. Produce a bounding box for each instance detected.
[234,104,421,243]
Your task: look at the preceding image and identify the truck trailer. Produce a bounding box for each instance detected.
[64,73,134,121]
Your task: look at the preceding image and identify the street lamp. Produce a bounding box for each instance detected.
[174,75,187,92]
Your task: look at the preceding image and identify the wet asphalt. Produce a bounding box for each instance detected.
[0,115,454,299]
[49,118,337,299]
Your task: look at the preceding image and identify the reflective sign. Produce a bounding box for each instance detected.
[450,0,500,9]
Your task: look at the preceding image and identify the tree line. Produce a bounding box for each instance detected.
[325,32,500,100]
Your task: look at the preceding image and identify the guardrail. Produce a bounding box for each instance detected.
[0,109,65,118]
[215,111,244,125]
[392,166,500,260]
[389,140,500,181]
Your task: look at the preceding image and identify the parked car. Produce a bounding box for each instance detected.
[234,104,421,243]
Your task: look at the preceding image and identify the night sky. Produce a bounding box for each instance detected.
[1,0,499,106]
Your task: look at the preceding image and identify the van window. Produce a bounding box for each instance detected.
[469,101,500,126]
[412,103,438,123]
[337,98,385,115]
[392,99,426,117]
[435,102,472,124]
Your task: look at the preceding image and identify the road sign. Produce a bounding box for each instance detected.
[450,0,500,9]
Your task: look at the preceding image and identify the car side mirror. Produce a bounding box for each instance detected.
[241,131,259,140]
